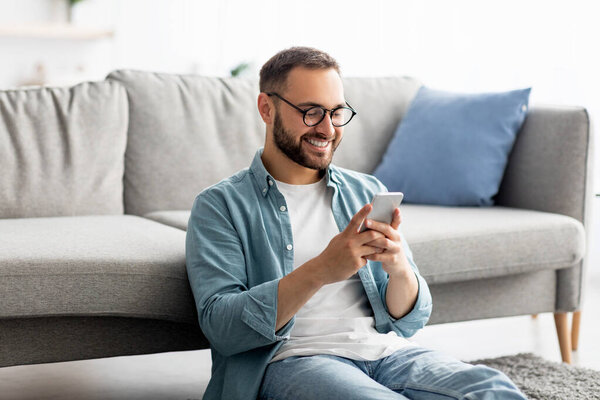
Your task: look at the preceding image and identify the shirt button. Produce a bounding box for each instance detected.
[268,180,273,186]
[286,244,293,251]
[280,205,286,212]
[262,188,267,193]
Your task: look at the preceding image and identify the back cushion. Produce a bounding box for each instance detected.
[107,70,265,216]
[0,81,128,218]
[107,70,421,215]
[336,77,421,173]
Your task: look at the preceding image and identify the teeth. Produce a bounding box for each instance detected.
[307,138,329,148]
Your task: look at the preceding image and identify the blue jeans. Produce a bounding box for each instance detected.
[259,346,526,400]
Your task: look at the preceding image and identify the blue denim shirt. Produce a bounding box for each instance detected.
[185,149,432,400]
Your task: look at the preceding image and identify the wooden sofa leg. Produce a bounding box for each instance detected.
[554,312,572,364]
[572,311,581,351]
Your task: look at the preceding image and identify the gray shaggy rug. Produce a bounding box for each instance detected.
[469,353,600,399]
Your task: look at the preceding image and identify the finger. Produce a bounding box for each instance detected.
[391,208,401,230]
[365,253,388,262]
[365,249,400,261]
[364,253,379,261]
[363,219,399,240]
[357,229,385,245]
[365,239,402,255]
[347,204,372,233]
[364,237,392,250]
[359,244,383,257]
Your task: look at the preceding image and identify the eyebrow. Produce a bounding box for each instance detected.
[297,101,346,108]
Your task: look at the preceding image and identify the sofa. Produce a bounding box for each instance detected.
[0,70,593,375]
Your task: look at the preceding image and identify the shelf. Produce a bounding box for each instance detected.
[0,24,114,40]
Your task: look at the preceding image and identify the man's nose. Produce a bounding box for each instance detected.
[315,111,336,136]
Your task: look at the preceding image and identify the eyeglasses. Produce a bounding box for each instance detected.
[266,92,357,127]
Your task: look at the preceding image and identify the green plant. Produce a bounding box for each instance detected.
[69,0,85,5]
[230,62,250,78]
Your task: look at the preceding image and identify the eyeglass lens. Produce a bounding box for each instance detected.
[304,107,354,127]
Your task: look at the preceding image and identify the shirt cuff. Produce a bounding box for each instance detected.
[241,278,294,342]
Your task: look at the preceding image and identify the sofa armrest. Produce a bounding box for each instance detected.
[496,105,594,312]
[496,105,594,225]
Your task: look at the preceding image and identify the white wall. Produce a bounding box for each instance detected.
[1,0,599,190]
[0,0,112,87]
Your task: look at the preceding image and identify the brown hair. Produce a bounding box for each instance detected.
[259,47,340,94]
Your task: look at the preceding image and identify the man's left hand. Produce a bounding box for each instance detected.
[363,207,419,319]
[362,208,411,276]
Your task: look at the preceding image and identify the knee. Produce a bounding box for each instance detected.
[462,365,525,399]
[474,364,514,384]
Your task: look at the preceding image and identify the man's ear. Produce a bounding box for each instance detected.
[257,93,274,125]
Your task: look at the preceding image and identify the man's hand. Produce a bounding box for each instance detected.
[275,204,384,330]
[311,204,385,285]
[362,208,411,276]
[362,207,419,319]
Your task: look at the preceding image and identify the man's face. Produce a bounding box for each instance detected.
[270,67,346,171]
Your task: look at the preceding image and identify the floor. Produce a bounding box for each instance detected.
[1,198,598,400]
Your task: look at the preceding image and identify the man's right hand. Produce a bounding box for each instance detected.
[311,204,385,285]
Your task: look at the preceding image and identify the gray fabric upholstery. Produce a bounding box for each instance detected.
[428,270,557,324]
[0,216,196,323]
[334,77,422,173]
[106,70,265,216]
[495,106,594,312]
[555,263,583,312]
[0,317,207,367]
[400,205,585,284]
[555,117,595,312]
[0,71,592,368]
[0,81,128,218]
[106,71,421,216]
[144,210,190,231]
[496,106,591,223]
[144,206,585,286]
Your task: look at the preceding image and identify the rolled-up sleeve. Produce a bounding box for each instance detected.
[185,192,292,357]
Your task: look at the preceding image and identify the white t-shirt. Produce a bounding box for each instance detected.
[270,176,414,363]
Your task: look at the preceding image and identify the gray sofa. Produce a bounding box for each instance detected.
[0,70,593,373]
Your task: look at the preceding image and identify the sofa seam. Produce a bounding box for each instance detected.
[2,311,195,322]
[0,272,189,280]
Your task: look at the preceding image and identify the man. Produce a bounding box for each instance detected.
[186,47,526,400]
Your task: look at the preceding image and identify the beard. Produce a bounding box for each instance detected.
[272,112,341,171]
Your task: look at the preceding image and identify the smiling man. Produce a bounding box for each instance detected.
[185,47,526,400]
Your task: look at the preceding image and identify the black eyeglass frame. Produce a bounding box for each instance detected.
[266,92,357,127]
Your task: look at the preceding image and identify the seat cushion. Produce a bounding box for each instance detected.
[0,80,128,218]
[0,216,196,324]
[400,205,585,284]
[144,211,190,231]
[146,205,585,286]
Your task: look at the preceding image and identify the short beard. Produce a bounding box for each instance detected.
[272,112,339,171]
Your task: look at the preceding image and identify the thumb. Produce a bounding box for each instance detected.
[347,204,372,233]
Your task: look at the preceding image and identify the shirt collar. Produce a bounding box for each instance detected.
[250,148,342,197]
[326,164,343,188]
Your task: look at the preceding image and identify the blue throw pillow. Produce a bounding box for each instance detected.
[373,86,531,206]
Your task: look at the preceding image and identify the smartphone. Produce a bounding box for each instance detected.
[358,192,404,232]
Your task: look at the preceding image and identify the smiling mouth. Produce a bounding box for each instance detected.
[304,136,334,149]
